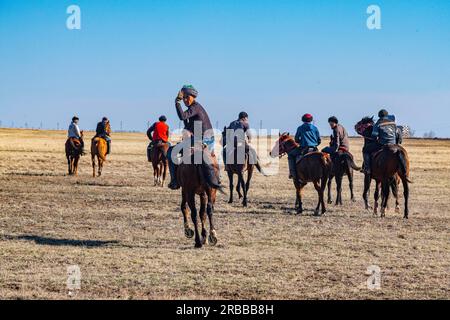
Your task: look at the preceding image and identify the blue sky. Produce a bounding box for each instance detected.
[0,0,449,136]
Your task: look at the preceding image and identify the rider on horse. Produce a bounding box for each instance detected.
[223,111,258,166]
[167,85,221,190]
[147,115,170,161]
[95,117,112,154]
[321,116,350,158]
[67,116,84,154]
[287,113,321,181]
[360,109,399,174]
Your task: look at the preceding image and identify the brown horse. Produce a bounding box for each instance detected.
[178,148,220,248]
[65,131,84,176]
[363,145,411,218]
[327,151,361,205]
[270,133,332,216]
[224,145,265,207]
[151,142,169,186]
[91,137,108,177]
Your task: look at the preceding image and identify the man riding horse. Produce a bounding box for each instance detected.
[359,109,401,174]
[147,115,170,161]
[67,116,84,154]
[222,111,259,167]
[94,117,112,154]
[287,113,321,182]
[167,85,221,190]
[321,116,350,157]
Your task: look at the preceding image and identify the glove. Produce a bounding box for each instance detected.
[176,90,184,101]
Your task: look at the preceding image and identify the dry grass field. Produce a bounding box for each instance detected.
[0,128,449,300]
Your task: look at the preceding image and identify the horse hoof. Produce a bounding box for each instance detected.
[327,200,333,204]
[313,210,320,217]
[395,207,400,213]
[194,242,203,248]
[228,200,233,204]
[184,228,194,238]
[202,236,208,245]
[242,201,247,207]
[208,233,217,246]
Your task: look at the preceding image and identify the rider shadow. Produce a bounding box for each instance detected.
[6,234,120,248]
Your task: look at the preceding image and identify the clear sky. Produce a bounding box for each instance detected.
[0,0,449,136]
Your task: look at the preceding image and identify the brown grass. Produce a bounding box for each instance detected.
[0,128,449,299]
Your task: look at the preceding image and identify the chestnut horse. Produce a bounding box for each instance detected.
[65,131,84,176]
[151,142,169,186]
[178,148,220,248]
[270,133,332,216]
[91,137,108,177]
[364,144,411,218]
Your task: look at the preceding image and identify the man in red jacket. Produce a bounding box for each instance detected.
[147,115,169,161]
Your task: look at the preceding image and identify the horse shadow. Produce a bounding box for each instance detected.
[5,234,119,248]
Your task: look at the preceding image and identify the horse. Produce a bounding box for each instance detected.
[223,143,265,207]
[364,145,411,219]
[151,141,169,186]
[91,137,108,177]
[356,117,410,218]
[270,133,332,216]
[178,147,220,248]
[65,131,84,176]
[326,150,361,205]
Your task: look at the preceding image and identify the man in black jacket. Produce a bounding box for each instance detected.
[95,117,111,154]
[167,85,221,190]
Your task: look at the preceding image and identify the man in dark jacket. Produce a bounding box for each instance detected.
[288,113,321,181]
[322,116,350,156]
[223,111,259,166]
[95,117,111,154]
[167,85,221,190]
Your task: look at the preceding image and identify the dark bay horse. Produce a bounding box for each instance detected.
[65,131,84,176]
[270,133,332,216]
[364,145,411,219]
[223,144,265,207]
[151,142,169,186]
[326,150,361,205]
[178,148,220,248]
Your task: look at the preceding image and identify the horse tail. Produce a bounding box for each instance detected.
[343,153,361,170]
[255,159,268,176]
[397,150,412,183]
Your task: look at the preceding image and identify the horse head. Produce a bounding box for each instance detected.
[270,132,294,158]
[355,116,374,136]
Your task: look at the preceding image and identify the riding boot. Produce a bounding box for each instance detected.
[107,141,111,154]
[167,147,180,190]
[288,155,297,180]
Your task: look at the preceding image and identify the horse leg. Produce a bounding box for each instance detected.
[181,190,194,238]
[91,155,96,177]
[347,168,355,202]
[401,176,409,219]
[374,180,381,216]
[327,175,333,204]
[227,170,234,204]
[245,165,254,199]
[200,193,208,244]
[98,156,102,177]
[153,163,157,186]
[67,156,72,175]
[321,175,328,214]
[207,190,217,245]
[187,193,202,248]
[391,177,400,213]
[74,156,79,176]
[363,174,372,211]
[238,172,247,207]
[162,161,168,187]
[296,183,305,215]
[380,180,390,218]
[236,176,243,199]
[335,174,343,206]
[313,180,322,216]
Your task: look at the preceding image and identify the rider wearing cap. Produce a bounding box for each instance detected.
[95,117,112,154]
[288,114,321,181]
[322,116,350,157]
[68,116,84,153]
[167,85,221,190]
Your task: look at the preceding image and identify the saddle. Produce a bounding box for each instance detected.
[295,147,318,164]
[67,138,83,150]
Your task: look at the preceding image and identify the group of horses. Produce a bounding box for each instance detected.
[65,132,109,177]
[65,129,411,248]
[148,130,411,248]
